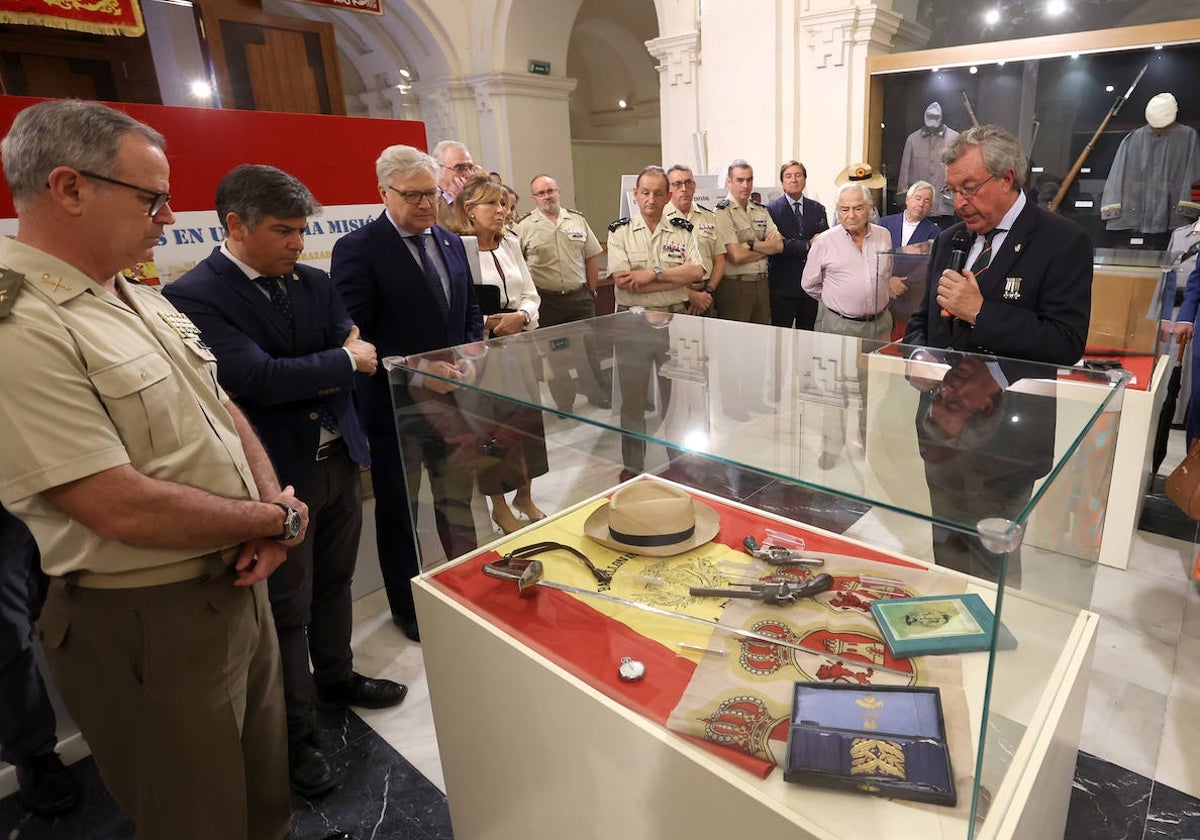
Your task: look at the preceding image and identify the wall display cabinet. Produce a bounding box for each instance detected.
[867,20,1200,251]
[388,313,1127,839]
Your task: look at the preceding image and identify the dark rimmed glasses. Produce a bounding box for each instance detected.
[77,170,171,216]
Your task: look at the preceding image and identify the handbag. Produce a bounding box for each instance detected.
[1165,439,1200,519]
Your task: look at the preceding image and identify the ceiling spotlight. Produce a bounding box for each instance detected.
[189,79,213,99]
[618,99,628,109]
[984,9,1000,25]
[1046,0,1067,15]
[399,67,411,79]
[969,66,978,74]
[1105,85,1114,92]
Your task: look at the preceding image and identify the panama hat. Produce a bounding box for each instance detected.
[835,163,887,189]
[583,480,720,557]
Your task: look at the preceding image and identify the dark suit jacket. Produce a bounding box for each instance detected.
[766,194,829,298]
[330,213,483,435]
[879,213,941,249]
[163,248,370,488]
[903,199,1092,365]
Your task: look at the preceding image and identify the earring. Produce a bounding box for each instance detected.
[469,215,476,222]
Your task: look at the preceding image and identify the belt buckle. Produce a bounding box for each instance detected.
[316,439,340,461]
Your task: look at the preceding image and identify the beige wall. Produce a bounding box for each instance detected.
[570,140,662,241]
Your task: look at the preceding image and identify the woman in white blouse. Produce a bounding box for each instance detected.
[451,176,548,534]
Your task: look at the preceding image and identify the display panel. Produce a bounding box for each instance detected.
[388,313,1126,838]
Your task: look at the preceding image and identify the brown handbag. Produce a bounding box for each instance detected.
[1166,439,1200,519]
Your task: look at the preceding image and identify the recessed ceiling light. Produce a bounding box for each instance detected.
[969,66,978,74]
[984,9,1000,24]
[1105,85,1114,92]
[1047,0,1067,16]
[618,99,628,109]
[189,80,212,99]
[399,67,411,79]
[931,66,940,72]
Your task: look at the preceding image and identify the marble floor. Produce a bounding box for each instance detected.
[3,427,1200,839]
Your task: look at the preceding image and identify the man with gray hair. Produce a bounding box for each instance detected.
[332,144,483,643]
[433,139,478,226]
[0,100,306,838]
[714,158,784,323]
[904,123,1091,362]
[802,182,894,340]
[165,164,406,801]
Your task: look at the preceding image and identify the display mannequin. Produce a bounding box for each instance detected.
[898,102,959,224]
[1101,92,1200,237]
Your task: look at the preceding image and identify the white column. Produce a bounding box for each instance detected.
[465,72,579,205]
[646,30,701,171]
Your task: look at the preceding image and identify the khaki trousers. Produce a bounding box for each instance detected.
[38,572,290,840]
[714,276,770,324]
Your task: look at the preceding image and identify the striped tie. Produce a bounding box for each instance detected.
[970,229,1002,276]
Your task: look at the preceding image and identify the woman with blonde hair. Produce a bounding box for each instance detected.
[450,175,548,534]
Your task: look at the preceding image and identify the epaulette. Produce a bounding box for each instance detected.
[670,217,694,232]
[695,203,713,213]
[751,199,765,207]
[608,217,631,232]
[514,211,531,224]
[715,199,730,210]
[565,207,585,218]
[0,267,23,317]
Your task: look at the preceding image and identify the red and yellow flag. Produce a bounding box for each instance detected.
[0,0,145,37]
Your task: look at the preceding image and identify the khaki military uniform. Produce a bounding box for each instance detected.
[606,213,702,313]
[665,201,721,318]
[0,237,290,839]
[714,194,777,323]
[515,207,609,409]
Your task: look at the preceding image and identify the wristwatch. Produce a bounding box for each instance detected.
[273,503,303,541]
[653,265,663,281]
[702,284,716,294]
[748,239,755,252]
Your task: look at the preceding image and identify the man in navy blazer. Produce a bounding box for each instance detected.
[879,181,942,337]
[766,161,829,329]
[164,165,407,801]
[331,145,483,644]
[879,181,942,250]
[903,125,1091,587]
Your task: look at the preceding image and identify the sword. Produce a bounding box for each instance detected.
[483,558,914,677]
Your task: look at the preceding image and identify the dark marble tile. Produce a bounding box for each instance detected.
[743,480,870,536]
[1145,779,1200,840]
[0,756,133,839]
[1065,750,1152,840]
[1139,474,1200,543]
[0,710,452,840]
[656,454,776,503]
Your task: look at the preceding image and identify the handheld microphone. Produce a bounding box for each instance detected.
[941,228,974,318]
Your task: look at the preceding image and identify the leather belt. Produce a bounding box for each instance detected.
[316,437,346,461]
[535,284,587,296]
[828,307,881,322]
[67,548,238,590]
[730,271,766,281]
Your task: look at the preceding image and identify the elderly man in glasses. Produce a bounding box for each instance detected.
[331,144,484,644]
[903,124,1091,364]
[433,139,480,227]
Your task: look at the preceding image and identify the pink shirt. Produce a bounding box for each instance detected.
[801,223,893,318]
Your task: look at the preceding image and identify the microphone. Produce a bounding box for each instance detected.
[942,228,974,318]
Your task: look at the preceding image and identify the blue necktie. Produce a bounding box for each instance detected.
[409,234,450,318]
[793,201,805,238]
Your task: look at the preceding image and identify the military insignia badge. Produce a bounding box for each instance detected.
[1003,277,1022,300]
[158,310,204,341]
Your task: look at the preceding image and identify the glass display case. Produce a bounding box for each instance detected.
[386,313,1128,840]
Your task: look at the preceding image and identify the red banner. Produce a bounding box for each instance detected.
[289,0,382,15]
[0,0,145,36]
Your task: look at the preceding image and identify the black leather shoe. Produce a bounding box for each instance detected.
[288,737,336,798]
[317,672,408,710]
[16,752,80,816]
[392,612,420,643]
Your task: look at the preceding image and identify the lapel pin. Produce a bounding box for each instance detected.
[443,239,450,247]
[1014,243,1022,253]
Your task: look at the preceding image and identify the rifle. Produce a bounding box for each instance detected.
[961,91,979,128]
[1049,64,1147,213]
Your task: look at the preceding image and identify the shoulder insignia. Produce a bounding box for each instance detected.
[715,199,730,209]
[695,203,712,213]
[515,211,531,224]
[608,217,631,232]
[0,267,25,317]
[565,207,586,218]
[751,199,765,207]
[670,217,695,232]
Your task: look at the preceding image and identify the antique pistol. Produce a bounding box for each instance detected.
[689,573,834,606]
[743,535,825,566]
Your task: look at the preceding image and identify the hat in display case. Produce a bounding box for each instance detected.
[583,480,720,557]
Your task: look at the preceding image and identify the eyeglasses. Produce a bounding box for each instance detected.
[442,163,476,176]
[385,186,438,206]
[532,188,559,198]
[940,175,995,203]
[668,179,695,189]
[77,170,171,216]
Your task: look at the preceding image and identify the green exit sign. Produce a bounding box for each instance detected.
[528,60,551,75]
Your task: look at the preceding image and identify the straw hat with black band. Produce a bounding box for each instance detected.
[834,163,887,189]
[583,480,720,557]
